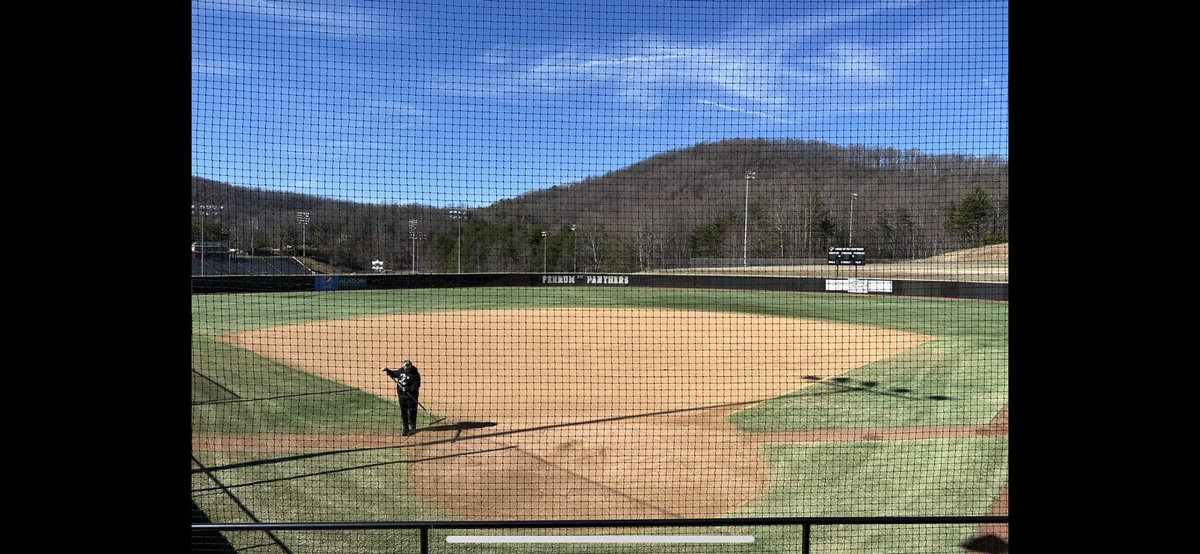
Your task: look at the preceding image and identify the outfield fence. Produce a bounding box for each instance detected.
[190,273,1007,300]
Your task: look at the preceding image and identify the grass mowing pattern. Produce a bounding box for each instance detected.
[192,450,437,552]
[192,287,1006,551]
[191,335,403,435]
[193,287,1006,434]
[730,336,1008,430]
[732,436,1009,553]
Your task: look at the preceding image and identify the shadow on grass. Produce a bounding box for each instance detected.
[192,444,519,493]
[192,371,953,474]
[962,533,1008,552]
[191,455,293,553]
[191,422,499,474]
[193,387,360,406]
[783,375,953,402]
[192,369,240,400]
[190,500,237,552]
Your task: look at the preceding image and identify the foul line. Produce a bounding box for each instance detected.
[191,445,518,492]
[193,387,359,406]
[192,369,241,400]
[191,454,291,554]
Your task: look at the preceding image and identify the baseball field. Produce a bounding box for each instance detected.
[191,286,1008,553]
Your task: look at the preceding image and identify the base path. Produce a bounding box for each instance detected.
[973,405,1009,549]
[220,308,934,518]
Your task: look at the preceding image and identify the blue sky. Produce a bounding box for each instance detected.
[192,0,1008,207]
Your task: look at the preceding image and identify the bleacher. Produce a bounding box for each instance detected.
[192,256,313,276]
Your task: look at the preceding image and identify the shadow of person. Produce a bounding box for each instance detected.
[418,421,497,433]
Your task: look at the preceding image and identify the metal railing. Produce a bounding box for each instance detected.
[193,515,1009,553]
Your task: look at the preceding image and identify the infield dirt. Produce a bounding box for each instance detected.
[221,308,933,518]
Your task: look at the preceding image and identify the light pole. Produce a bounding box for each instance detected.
[848,192,858,247]
[570,224,577,273]
[409,219,419,274]
[541,231,549,272]
[249,217,259,256]
[193,204,223,276]
[297,211,310,257]
[743,171,756,266]
[448,209,468,273]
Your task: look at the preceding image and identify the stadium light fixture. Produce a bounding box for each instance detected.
[849,192,858,247]
[448,209,469,273]
[193,204,223,276]
[249,217,259,256]
[297,211,311,257]
[409,219,419,274]
[743,171,756,266]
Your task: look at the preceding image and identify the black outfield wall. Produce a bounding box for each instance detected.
[191,273,1007,301]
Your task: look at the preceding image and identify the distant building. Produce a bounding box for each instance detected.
[371,260,384,272]
[192,241,231,256]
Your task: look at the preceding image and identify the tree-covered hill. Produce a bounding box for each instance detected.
[193,138,1007,273]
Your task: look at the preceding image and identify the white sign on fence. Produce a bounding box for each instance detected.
[825,278,893,294]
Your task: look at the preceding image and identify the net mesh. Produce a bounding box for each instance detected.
[192,1,1007,551]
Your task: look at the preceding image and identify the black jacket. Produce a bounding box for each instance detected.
[385,366,421,394]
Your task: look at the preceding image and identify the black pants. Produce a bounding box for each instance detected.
[398,389,419,430]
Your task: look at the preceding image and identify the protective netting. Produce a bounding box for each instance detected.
[192,1,1007,552]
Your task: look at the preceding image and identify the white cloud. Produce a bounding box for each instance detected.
[518,43,790,109]
[821,43,890,81]
[697,100,772,120]
[843,98,906,114]
[581,53,690,68]
[445,1,970,121]
[480,49,514,65]
[502,14,899,114]
[193,59,241,76]
[367,100,428,118]
[621,85,660,111]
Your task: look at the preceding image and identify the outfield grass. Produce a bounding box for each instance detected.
[729,337,1008,430]
[192,286,1007,552]
[193,287,1006,434]
[192,287,1007,337]
[734,436,1009,553]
